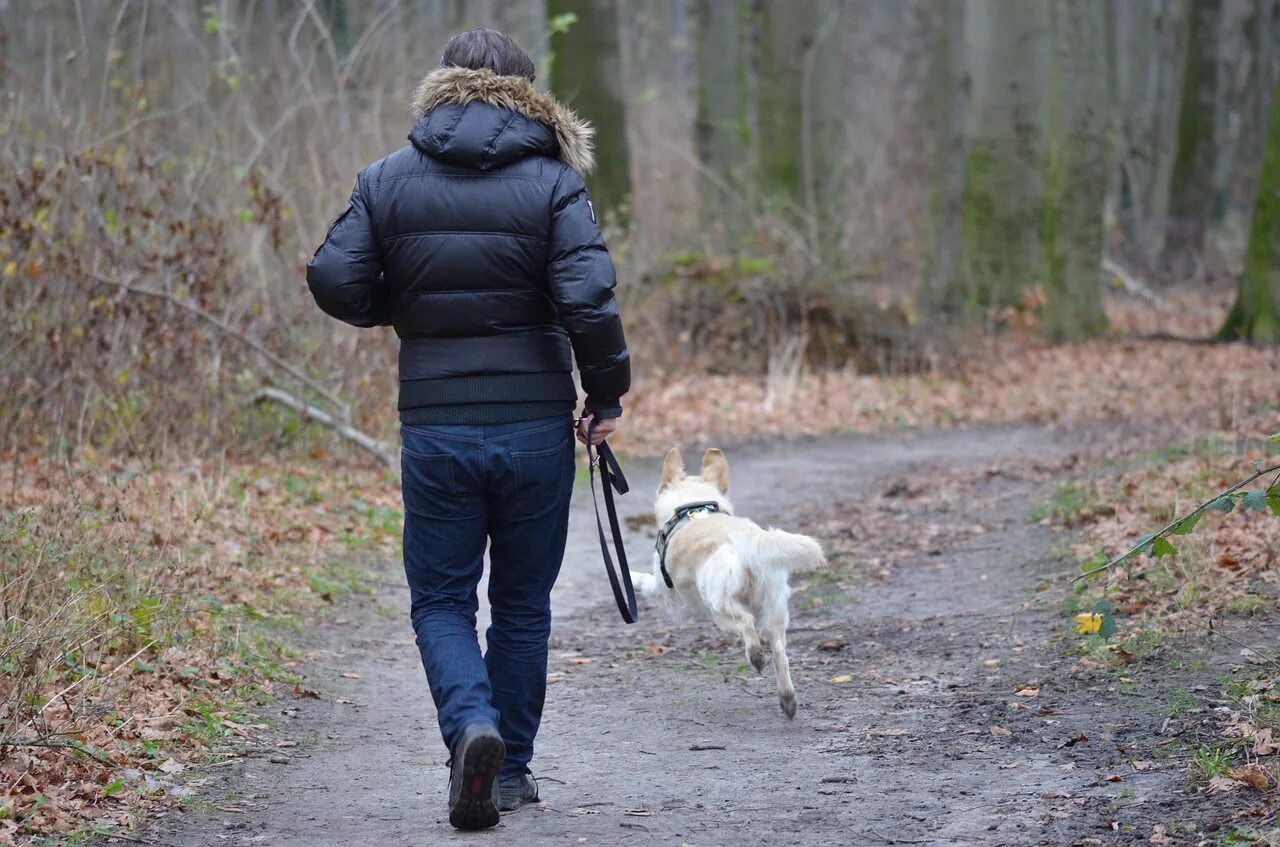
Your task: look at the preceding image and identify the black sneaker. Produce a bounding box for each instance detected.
[448,724,505,830]
[497,769,539,812]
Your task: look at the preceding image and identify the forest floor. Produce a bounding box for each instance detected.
[138,421,1279,847]
[8,297,1280,845]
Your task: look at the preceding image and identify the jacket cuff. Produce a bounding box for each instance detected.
[584,397,623,419]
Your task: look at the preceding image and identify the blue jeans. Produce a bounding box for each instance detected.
[400,415,574,779]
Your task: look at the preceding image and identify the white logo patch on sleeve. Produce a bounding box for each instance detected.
[586,198,597,225]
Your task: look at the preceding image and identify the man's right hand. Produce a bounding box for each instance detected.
[576,415,618,447]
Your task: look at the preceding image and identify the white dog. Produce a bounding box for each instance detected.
[633,448,826,717]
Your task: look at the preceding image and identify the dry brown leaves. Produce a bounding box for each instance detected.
[616,336,1278,457]
[0,454,397,842]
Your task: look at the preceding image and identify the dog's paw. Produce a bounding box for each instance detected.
[780,691,797,719]
[748,645,765,674]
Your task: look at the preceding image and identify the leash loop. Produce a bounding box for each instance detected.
[584,417,638,624]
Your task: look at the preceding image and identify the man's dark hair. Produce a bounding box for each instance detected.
[440,29,536,81]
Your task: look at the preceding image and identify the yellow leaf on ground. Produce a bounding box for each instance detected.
[829,674,853,683]
[1075,613,1102,635]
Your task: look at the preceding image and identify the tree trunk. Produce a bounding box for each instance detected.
[548,0,631,218]
[923,0,969,312]
[695,0,753,232]
[321,0,353,55]
[755,0,845,250]
[1220,72,1280,342]
[1215,0,1280,274]
[1039,0,1110,339]
[944,0,1050,318]
[469,0,550,75]
[1110,0,1189,277]
[1163,0,1223,279]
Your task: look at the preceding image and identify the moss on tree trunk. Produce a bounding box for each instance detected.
[946,0,1049,319]
[1039,0,1109,340]
[548,0,631,217]
[695,0,753,231]
[1219,74,1280,343]
[1163,0,1221,278]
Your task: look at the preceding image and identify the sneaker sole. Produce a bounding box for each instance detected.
[449,733,505,830]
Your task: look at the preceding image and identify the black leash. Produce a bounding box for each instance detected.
[584,418,638,624]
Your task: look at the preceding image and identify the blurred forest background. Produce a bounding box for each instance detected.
[4,2,1280,841]
[2,0,1279,461]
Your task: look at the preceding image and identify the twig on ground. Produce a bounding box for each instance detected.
[253,387,396,472]
[1101,257,1166,310]
[0,738,113,764]
[863,828,932,845]
[26,639,156,728]
[1180,618,1280,671]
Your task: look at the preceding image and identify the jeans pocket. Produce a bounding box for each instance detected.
[511,436,574,497]
[401,448,463,519]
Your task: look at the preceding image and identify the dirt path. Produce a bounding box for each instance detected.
[148,425,1245,846]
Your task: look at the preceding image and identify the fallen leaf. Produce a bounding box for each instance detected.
[829,674,853,684]
[340,672,363,680]
[818,641,846,652]
[1231,764,1271,792]
[1207,775,1243,795]
[568,657,593,665]
[990,726,1011,737]
[871,728,907,737]
[158,759,183,775]
[290,684,321,699]
[1131,760,1157,772]
[999,762,1019,769]
[646,644,670,656]
[1104,774,1123,783]
[623,809,652,817]
[1013,685,1039,698]
[1253,727,1278,756]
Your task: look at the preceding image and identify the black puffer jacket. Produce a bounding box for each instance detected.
[307,67,630,424]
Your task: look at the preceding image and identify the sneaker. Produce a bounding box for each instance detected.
[497,769,539,811]
[448,724,505,830]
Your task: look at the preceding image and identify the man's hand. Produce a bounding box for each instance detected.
[576,414,618,447]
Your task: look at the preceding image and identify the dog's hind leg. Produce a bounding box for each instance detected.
[767,629,796,717]
[713,604,764,674]
[698,549,765,673]
[761,598,797,718]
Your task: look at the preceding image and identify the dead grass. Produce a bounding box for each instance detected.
[0,455,397,843]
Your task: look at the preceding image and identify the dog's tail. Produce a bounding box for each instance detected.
[755,528,827,573]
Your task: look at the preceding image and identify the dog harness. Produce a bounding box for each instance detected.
[654,501,723,588]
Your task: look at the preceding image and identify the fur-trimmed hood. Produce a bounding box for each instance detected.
[409,67,594,175]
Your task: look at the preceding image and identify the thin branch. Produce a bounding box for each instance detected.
[27,639,156,728]
[254,387,396,472]
[0,738,113,765]
[84,270,351,421]
[1074,463,1280,584]
[1180,617,1280,672]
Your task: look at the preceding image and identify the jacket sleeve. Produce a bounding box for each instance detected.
[306,170,389,329]
[546,168,631,418]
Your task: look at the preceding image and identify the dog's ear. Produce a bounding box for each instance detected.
[660,448,686,490]
[700,448,729,495]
